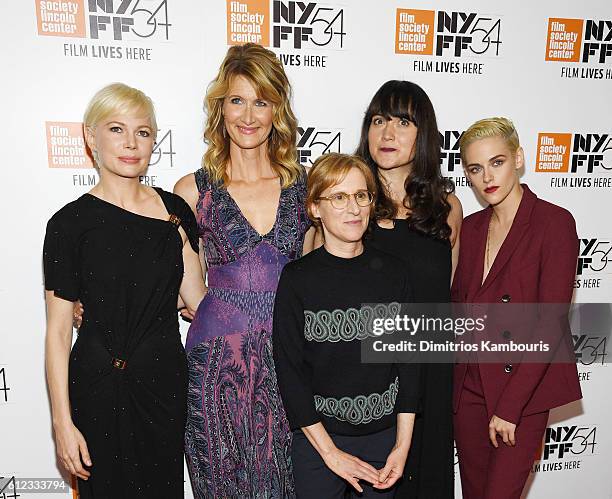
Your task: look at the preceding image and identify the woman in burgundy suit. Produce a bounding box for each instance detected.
[452,117,581,499]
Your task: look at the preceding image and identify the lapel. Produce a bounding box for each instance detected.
[465,207,491,302]
[476,184,538,298]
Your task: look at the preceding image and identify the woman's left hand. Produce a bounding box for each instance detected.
[374,444,409,489]
[489,414,517,447]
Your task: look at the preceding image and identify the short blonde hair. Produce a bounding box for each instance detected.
[307,153,377,227]
[202,43,300,188]
[459,117,520,161]
[83,83,157,138]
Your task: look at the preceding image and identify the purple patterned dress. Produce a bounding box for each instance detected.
[185,168,310,498]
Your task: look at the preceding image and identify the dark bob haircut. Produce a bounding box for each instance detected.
[355,80,454,240]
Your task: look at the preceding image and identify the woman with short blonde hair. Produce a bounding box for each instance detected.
[174,43,315,498]
[44,83,205,498]
[453,116,581,499]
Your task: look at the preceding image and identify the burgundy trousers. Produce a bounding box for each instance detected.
[454,365,549,499]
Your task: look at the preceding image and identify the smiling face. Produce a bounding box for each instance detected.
[463,136,524,206]
[85,113,155,179]
[222,75,273,152]
[311,167,371,248]
[367,115,418,171]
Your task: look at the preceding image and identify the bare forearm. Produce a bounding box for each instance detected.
[395,413,416,451]
[179,242,207,311]
[301,422,337,460]
[45,329,73,426]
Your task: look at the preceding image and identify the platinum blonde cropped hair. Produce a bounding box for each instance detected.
[83,83,158,138]
[459,117,520,162]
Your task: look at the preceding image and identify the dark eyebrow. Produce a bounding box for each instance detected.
[466,154,507,169]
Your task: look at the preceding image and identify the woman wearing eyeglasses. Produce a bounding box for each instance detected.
[273,153,421,498]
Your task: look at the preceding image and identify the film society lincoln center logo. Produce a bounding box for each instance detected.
[45,121,177,185]
[226,0,345,68]
[35,0,171,59]
[46,122,93,169]
[545,17,612,80]
[394,8,502,75]
[535,132,612,189]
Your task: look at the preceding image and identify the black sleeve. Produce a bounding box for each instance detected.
[395,274,422,413]
[272,266,321,429]
[43,215,80,302]
[176,196,200,253]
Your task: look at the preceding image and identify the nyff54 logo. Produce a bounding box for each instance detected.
[577,238,611,275]
[296,126,341,166]
[439,130,463,173]
[540,425,597,460]
[395,9,501,57]
[546,18,612,63]
[573,331,607,366]
[36,0,171,41]
[535,133,612,173]
[226,0,345,50]
[273,1,345,49]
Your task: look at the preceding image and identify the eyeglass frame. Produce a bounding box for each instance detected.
[316,190,375,210]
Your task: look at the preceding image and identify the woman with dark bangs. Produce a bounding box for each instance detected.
[356,80,461,498]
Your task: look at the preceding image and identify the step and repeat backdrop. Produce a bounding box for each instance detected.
[1,0,611,497]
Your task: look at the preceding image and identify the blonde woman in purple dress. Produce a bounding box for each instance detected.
[174,43,315,498]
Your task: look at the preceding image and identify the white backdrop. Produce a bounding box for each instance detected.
[1,0,611,497]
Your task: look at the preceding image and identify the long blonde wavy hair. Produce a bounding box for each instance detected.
[202,43,300,187]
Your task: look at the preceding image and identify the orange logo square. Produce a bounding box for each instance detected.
[227,0,270,46]
[395,9,435,55]
[46,122,94,169]
[535,133,572,173]
[36,0,86,38]
[545,18,584,62]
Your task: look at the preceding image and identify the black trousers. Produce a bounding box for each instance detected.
[292,426,398,499]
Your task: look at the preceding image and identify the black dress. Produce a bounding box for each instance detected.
[368,220,454,499]
[43,188,198,499]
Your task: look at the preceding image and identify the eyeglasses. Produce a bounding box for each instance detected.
[317,190,374,210]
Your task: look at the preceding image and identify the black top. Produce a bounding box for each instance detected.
[368,220,451,302]
[272,245,421,436]
[43,188,198,498]
[368,220,454,498]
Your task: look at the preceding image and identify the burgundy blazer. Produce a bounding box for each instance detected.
[451,185,582,424]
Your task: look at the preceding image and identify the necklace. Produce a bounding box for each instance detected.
[485,216,493,279]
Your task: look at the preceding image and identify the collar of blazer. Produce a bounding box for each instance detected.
[468,184,538,299]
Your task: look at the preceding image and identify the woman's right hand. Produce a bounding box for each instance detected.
[322,447,381,493]
[54,421,92,480]
[72,301,84,329]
